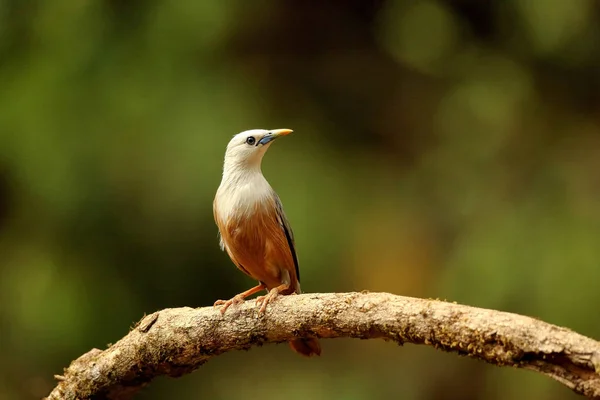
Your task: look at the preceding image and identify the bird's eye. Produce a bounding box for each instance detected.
[246,136,256,145]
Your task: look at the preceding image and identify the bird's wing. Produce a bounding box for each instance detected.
[218,232,225,251]
[213,199,226,251]
[273,192,300,283]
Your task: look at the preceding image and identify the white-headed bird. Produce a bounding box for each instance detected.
[213,128,321,357]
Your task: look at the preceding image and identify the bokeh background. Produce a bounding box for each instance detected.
[1,0,599,399]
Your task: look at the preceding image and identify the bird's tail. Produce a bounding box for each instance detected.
[289,338,321,357]
[289,282,320,356]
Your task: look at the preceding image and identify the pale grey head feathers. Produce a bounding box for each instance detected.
[218,128,293,219]
[223,129,292,170]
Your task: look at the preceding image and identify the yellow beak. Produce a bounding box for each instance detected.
[270,129,293,137]
[258,129,293,145]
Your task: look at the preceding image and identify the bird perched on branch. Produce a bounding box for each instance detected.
[213,128,321,357]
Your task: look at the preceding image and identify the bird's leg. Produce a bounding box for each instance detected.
[255,283,290,313]
[214,283,267,314]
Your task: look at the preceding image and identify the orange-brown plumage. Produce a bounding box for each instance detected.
[214,197,299,294]
[213,129,320,357]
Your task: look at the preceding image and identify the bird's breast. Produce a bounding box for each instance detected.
[214,182,294,288]
[214,180,273,255]
[215,177,272,220]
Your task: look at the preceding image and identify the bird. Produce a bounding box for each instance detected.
[213,128,321,357]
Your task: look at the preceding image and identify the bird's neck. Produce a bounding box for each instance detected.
[217,164,272,220]
[221,159,264,186]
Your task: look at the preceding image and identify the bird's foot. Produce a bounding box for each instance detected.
[255,288,280,313]
[214,294,245,314]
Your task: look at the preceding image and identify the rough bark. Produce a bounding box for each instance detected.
[45,292,600,399]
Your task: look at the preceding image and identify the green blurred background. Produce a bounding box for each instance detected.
[1,0,599,399]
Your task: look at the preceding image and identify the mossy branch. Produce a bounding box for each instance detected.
[45,292,600,399]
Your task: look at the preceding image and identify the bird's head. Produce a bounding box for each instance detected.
[223,128,293,170]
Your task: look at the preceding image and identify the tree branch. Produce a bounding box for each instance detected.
[45,292,600,399]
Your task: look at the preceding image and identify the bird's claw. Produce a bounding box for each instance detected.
[214,295,245,314]
[255,288,280,313]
